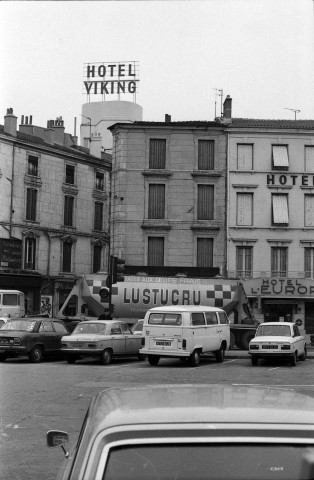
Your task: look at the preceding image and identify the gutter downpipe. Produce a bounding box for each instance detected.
[225,132,230,278]
[9,145,15,237]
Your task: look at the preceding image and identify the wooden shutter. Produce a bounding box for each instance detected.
[148,184,165,219]
[197,185,214,220]
[237,193,253,225]
[148,237,164,266]
[237,145,253,170]
[198,140,214,170]
[149,139,166,169]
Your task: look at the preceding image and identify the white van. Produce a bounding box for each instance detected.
[0,290,25,318]
[140,305,230,367]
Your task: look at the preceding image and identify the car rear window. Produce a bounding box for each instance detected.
[148,313,182,326]
[1,320,36,332]
[103,443,314,480]
[257,324,291,337]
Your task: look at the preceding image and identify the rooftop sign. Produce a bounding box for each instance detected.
[83,61,139,101]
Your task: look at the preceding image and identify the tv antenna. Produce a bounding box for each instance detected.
[212,88,223,117]
[284,108,301,120]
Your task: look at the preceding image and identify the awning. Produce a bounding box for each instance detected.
[264,299,298,305]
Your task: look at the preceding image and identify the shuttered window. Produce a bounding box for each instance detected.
[24,237,36,270]
[237,144,253,170]
[197,238,213,267]
[149,139,166,169]
[62,241,72,272]
[305,147,314,172]
[94,202,103,231]
[198,140,214,170]
[236,247,253,278]
[148,237,164,266]
[26,188,37,221]
[272,145,289,170]
[197,185,214,220]
[272,194,289,224]
[237,193,253,226]
[148,184,165,219]
[305,195,314,226]
[271,247,287,277]
[64,196,74,227]
[305,248,314,278]
[93,245,102,273]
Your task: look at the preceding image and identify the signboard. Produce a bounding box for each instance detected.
[0,238,22,268]
[41,296,52,317]
[243,277,314,298]
[83,61,139,101]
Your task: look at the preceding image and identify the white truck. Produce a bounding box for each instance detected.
[57,274,258,350]
[0,290,25,318]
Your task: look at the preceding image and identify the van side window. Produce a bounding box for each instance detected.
[217,312,228,324]
[191,313,205,326]
[205,312,218,325]
[148,313,182,325]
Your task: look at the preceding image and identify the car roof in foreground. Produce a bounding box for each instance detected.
[258,322,295,327]
[147,306,225,313]
[88,384,314,435]
[77,320,124,325]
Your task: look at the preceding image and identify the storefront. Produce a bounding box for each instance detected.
[242,277,314,341]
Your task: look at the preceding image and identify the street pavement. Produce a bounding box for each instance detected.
[226,345,314,359]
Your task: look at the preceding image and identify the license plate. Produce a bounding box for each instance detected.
[0,340,8,344]
[156,341,171,346]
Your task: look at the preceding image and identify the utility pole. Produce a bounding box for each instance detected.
[212,88,223,117]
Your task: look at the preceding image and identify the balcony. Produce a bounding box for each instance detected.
[227,270,313,280]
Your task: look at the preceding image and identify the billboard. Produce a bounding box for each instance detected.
[83,61,139,101]
[0,238,22,268]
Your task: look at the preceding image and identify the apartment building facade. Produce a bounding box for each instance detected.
[109,117,227,274]
[0,109,111,316]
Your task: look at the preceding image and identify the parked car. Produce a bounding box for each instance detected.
[0,316,10,329]
[131,319,144,334]
[249,321,307,366]
[47,384,314,480]
[0,317,70,362]
[61,320,143,365]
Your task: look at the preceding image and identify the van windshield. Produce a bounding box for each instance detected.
[148,313,182,326]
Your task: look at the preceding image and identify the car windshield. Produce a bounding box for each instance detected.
[257,324,291,337]
[72,323,108,335]
[1,320,36,332]
[131,321,143,332]
[103,444,314,480]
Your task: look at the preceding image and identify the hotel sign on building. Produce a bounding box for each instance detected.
[83,61,139,98]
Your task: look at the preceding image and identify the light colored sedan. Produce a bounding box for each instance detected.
[61,320,143,364]
[47,384,314,480]
[249,321,307,366]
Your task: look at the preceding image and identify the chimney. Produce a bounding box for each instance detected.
[4,108,17,137]
[223,95,232,121]
[165,114,171,123]
[52,116,65,145]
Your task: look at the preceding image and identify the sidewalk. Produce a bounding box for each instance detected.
[226,345,314,359]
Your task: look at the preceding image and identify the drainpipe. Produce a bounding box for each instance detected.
[8,145,15,237]
[225,132,230,278]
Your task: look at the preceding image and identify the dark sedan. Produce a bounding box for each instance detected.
[0,317,70,362]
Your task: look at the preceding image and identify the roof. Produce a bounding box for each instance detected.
[88,385,314,434]
[147,305,224,313]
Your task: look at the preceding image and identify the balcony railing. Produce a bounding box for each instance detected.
[227,270,314,279]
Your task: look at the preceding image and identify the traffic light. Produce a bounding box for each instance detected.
[99,287,110,300]
[111,255,125,284]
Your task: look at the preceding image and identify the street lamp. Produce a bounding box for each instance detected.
[80,114,92,144]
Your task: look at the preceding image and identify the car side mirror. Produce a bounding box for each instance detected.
[47,430,69,457]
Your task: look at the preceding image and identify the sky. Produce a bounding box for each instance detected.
[1,0,314,137]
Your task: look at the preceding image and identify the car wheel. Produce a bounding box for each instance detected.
[138,353,145,361]
[66,355,77,364]
[148,355,160,366]
[28,346,43,363]
[100,349,112,365]
[251,356,258,366]
[190,350,201,367]
[215,344,225,363]
[0,353,7,362]
[299,344,307,361]
[290,352,297,367]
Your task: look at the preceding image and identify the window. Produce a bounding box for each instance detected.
[272,194,289,224]
[93,244,102,273]
[149,139,166,169]
[62,240,72,272]
[237,193,253,226]
[95,171,104,191]
[236,246,253,278]
[197,185,214,220]
[272,145,289,170]
[148,184,165,219]
[191,312,205,326]
[271,247,287,277]
[24,237,36,270]
[26,188,37,221]
[237,144,253,170]
[83,138,89,148]
[305,195,314,227]
[304,248,314,278]
[94,202,103,231]
[27,155,38,176]
[64,196,74,227]
[217,312,228,324]
[205,312,218,325]
[39,321,54,332]
[197,238,213,267]
[198,140,214,170]
[148,237,164,266]
[65,164,75,185]
[305,146,314,172]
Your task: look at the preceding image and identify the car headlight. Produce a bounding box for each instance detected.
[250,344,259,350]
[281,344,291,350]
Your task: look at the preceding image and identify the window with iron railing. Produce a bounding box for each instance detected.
[236,246,253,278]
[271,247,288,277]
